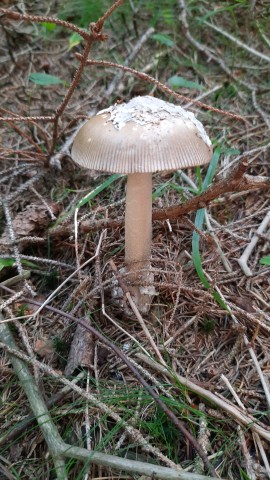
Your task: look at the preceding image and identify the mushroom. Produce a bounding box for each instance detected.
[71,96,212,312]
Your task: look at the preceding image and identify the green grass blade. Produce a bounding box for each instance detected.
[201,146,221,192]
[77,174,123,208]
[260,255,270,266]
[194,165,202,192]
[53,173,123,226]
[192,147,227,309]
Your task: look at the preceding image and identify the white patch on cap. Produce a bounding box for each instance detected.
[98,96,211,147]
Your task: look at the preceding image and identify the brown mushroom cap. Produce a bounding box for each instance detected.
[71,96,212,174]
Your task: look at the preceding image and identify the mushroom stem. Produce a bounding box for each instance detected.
[125,173,153,309]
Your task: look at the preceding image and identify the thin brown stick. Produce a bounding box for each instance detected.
[0,9,90,40]
[0,115,55,122]
[76,55,245,122]
[95,0,125,28]
[49,42,93,155]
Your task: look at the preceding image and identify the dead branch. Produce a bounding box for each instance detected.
[152,161,270,221]
[50,0,125,155]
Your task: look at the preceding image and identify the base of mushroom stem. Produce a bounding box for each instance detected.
[128,282,157,314]
[111,268,157,314]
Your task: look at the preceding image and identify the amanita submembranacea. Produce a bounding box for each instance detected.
[71,96,212,312]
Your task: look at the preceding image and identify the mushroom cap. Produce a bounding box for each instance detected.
[71,96,212,174]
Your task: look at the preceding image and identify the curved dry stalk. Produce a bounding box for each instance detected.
[0,315,222,480]
[0,9,91,40]
[0,115,55,122]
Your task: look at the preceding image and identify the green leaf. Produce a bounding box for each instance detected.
[41,22,56,32]
[0,258,15,271]
[68,32,82,51]
[195,166,202,192]
[152,180,171,200]
[0,258,38,271]
[153,182,194,201]
[260,256,270,266]
[29,73,63,86]
[167,75,203,90]
[152,33,174,47]
[201,147,221,190]
[239,467,253,480]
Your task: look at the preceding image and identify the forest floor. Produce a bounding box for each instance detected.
[0,1,270,479]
